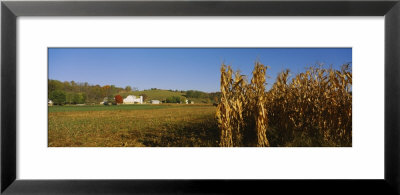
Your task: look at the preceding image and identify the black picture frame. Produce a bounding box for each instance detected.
[1,0,399,194]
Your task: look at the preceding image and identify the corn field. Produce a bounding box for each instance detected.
[216,62,352,147]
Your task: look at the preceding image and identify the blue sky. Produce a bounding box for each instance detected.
[48,48,352,92]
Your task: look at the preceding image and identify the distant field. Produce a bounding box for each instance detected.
[120,89,213,104]
[48,104,208,113]
[129,89,185,101]
[48,104,219,147]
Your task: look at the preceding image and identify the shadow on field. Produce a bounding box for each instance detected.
[138,121,220,147]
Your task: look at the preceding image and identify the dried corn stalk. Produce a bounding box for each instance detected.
[216,61,351,147]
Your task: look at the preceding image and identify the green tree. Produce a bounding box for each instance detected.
[180,96,187,104]
[106,95,116,105]
[125,86,132,91]
[72,93,86,104]
[66,92,74,104]
[49,90,66,105]
[48,79,64,95]
[63,81,72,91]
[166,96,181,103]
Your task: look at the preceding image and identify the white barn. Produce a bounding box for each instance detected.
[150,100,160,104]
[123,95,143,104]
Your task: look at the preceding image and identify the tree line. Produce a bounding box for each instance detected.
[48,79,221,105]
[48,80,128,105]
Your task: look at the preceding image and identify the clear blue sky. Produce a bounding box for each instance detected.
[48,48,352,92]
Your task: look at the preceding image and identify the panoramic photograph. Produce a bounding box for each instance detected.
[48,48,352,147]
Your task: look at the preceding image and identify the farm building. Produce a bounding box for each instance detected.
[150,100,160,104]
[124,95,143,104]
[48,100,53,106]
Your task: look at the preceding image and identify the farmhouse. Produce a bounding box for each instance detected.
[150,100,160,104]
[123,95,143,104]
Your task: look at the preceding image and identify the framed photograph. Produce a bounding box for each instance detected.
[46,47,352,148]
[2,0,399,194]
